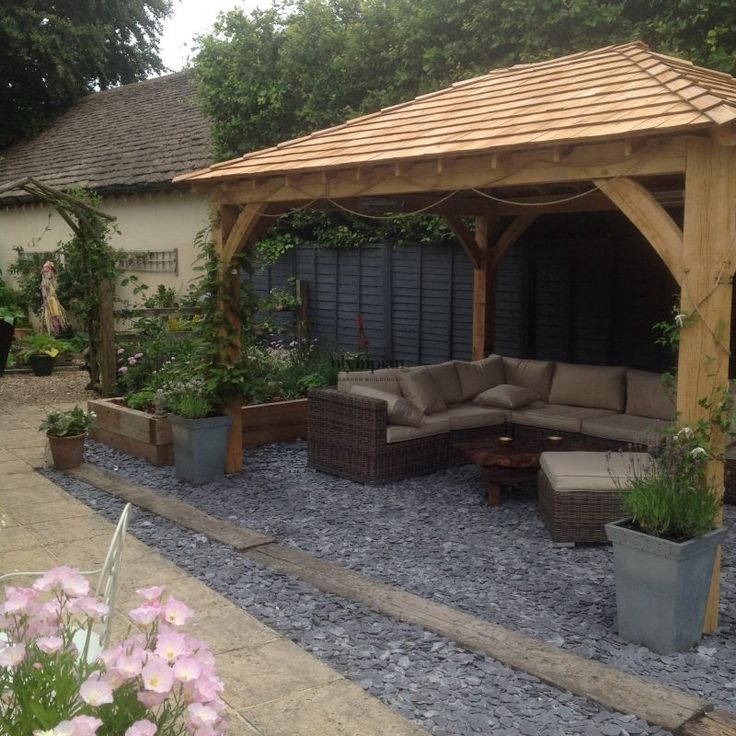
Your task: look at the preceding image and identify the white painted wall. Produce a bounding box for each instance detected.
[0,189,210,304]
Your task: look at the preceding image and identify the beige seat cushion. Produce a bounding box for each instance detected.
[337,368,407,396]
[502,357,555,401]
[399,368,446,414]
[625,369,676,420]
[349,385,423,427]
[475,384,537,409]
[423,361,463,405]
[444,404,507,431]
[454,355,505,401]
[540,451,652,492]
[549,362,626,412]
[581,414,670,446]
[386,413,450,444]
[512,402,617,433]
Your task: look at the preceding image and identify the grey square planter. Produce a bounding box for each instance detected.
[168,413,233,485]
[605,519,727,654]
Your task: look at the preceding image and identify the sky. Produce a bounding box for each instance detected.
[158,0,266,72]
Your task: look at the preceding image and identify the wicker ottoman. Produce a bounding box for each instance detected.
[538,451,651,544]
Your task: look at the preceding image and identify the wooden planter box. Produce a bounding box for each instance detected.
[88,398,174,466]
[242,398,308,448]
[89,397,308,462]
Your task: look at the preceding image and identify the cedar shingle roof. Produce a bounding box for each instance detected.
[178,42,736,184]
[1,71,210,196]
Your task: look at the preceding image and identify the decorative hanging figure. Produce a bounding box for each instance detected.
[41,261,71,336]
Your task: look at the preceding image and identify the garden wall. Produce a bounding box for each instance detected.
[249,212,689,373]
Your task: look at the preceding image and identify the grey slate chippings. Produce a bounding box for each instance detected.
[47,438,736,733]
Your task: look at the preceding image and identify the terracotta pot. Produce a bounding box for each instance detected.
[47,432,86,470]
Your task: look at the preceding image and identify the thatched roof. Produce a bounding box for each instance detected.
[1,71,210,199]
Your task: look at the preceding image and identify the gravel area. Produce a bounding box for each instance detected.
[0,367,95,406]
[79,440,736,715]
[49,468,672,736]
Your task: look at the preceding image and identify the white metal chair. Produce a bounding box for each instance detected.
[0,502,132,662]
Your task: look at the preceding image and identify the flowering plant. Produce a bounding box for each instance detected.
[40,406,96,437]
[0,567,227,735]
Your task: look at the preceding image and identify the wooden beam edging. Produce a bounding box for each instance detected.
[244,544,711,733]
[443,214,483,269]
[65,463,714,732]
[65,464,273,551]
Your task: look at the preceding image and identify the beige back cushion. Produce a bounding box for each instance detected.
[549,362,626,412]
[349,385,424,427]
[502,357,554,401]
[475,384,538,409]
[423,361,463,405]
[626,370,676,420]
[337,368,407,396]
[399,368,446,414]
[455,355,505,401]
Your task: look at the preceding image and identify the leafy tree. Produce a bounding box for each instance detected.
[0,0,172,149]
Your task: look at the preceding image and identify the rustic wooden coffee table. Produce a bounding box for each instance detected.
[454,436,560,506]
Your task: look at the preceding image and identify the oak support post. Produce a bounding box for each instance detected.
[676,137,736,633]
[295,279,310,342]
[472,216,495,360]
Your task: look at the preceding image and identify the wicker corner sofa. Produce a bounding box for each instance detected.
[307,354,736,505]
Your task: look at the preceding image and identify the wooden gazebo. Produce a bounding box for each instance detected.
[176,42,736,629]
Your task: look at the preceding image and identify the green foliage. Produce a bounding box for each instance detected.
[165,377,213,419]
[9,248,55,314]
[125,388,156,411]
[0,0,172,148]
[39,405,95,437]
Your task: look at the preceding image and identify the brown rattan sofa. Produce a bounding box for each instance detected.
[307,355,736,504]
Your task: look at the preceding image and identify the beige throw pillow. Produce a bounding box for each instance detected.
[474,383,538,409]
[399,368,446,414]
[455,355,505,401]
[349,385,424,427]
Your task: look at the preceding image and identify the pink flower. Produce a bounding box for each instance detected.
[117,348,124,355]
[36,636,64,654]
[134,352,144,359]
[2,585,39,614]
[69,596,109,619]
[141,655,174,694]
[155,629,188,661]
[79,675,114,706]
[188,672,224,703]
[72,717,103,736]
[128,603,160,626]
[0,643,25,667]
[128,357,137,365]
[162,596,193,626]
[118,366,129,374]
[187,703,219,728]
[125,720,156,736]
[137,690,167,708]
[172,656,201,682]
[113,651,144,679]
[136,585,165,602]
[33,567,90,597]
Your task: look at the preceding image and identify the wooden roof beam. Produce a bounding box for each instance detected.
[490,214,539,269]
[594,176,683,283]
[444,214,484,269]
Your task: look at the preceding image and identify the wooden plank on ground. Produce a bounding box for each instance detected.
[67,464,273,551]
[680,710,736,736]
[245,543,710,733]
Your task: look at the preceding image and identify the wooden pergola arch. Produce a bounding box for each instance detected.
[177,43,736,630]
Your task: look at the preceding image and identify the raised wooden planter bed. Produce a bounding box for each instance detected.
[89,396,308,463]
[242,398,308,448]
[88,398,174,466]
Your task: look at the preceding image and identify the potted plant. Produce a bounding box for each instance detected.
[40,405,96,470]
[165,378,233,485]
[605,416,727,654]
[18,333,71,376]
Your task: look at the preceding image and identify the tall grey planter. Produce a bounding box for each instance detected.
[605,519,727,654]
[169,413,233,485]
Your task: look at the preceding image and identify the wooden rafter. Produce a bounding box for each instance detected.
[594,177,684,284]
[490,214,538,269]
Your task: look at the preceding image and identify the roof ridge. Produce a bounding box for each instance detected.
[618,44,736,123]
[232,42,650,166]
[83,70,193,102]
